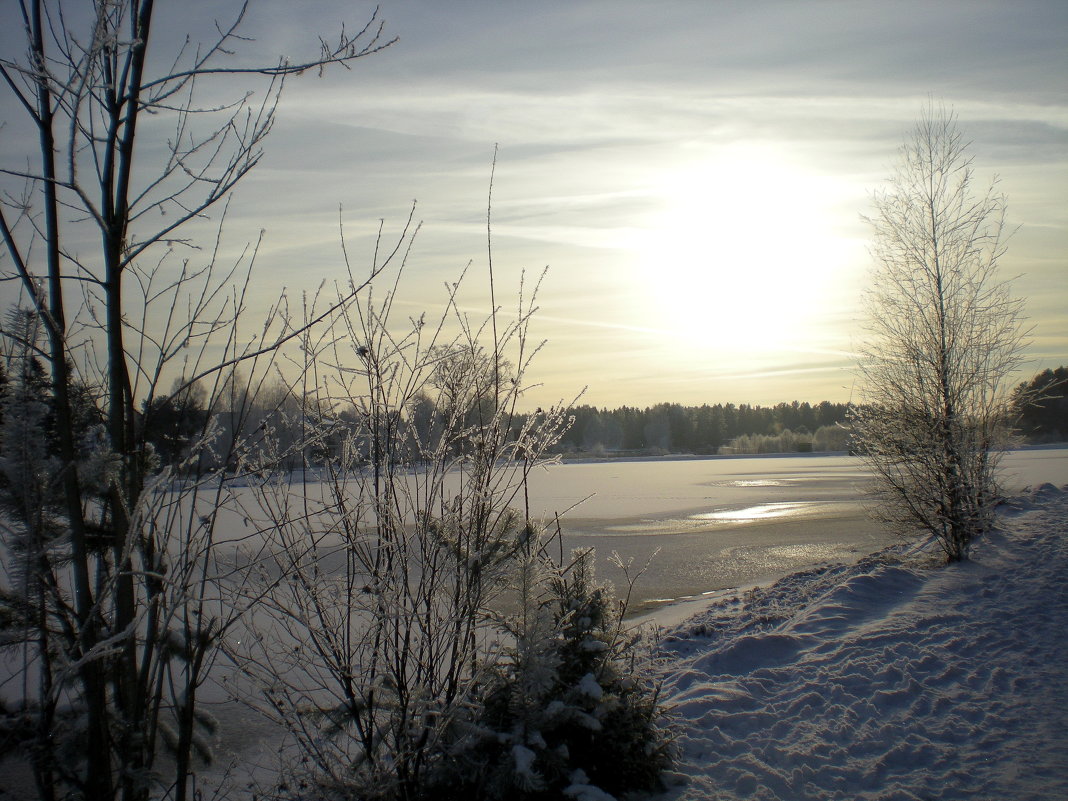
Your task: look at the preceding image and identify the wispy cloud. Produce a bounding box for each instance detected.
[4,0,1063,408]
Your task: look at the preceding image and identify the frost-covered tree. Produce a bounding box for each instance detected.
[1011,366,1068,443]
[427,342,514,454]
[0,310,60,585]
[850,104,1029,562]
[0,3,393,800]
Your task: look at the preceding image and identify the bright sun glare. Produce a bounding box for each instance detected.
[635,144,849,355]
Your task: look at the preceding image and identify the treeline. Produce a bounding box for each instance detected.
[556,364,1068,457]
[4,359,1062,473]
[555,400,852,455]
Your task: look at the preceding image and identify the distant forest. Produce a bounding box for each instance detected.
[1,361,1063,468]
[555,400,851,455]
[555,365,1068,456]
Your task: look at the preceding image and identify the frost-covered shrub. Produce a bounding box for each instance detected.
[726,429,807,454]
[229,261,579,801]
[436,541,671,800]
[812,423,851,452]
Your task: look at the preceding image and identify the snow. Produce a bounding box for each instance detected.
[512,743,540,786]
[4,459,1065,800]
[566,768,620,800]
[577,671,605,699]
[651,484,1068,801]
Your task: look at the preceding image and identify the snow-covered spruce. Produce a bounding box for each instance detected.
[432,542,672,800]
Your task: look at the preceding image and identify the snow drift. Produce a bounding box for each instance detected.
[654,484,1068,801]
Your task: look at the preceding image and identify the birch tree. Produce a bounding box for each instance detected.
[0,3,393,800]
[850,104,1028,562]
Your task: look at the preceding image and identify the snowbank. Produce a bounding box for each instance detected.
[653,484,1068,801]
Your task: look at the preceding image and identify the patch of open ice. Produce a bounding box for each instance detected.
[694,502,808,521]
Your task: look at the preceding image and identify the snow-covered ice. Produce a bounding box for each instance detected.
[652,484,1068,801]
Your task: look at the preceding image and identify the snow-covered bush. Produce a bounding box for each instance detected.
[812,423,851,453]
[434,539,672,800]
[726,428,808,454]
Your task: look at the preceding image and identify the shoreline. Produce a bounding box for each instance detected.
[554,442,1068,467]
[563,505,901,622]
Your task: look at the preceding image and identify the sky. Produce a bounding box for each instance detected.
[2,1,1066,410]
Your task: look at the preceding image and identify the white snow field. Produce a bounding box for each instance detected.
[652,484,1068,801]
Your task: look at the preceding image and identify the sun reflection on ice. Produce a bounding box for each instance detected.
[694,502,809,522]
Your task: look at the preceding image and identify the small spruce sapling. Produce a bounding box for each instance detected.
[445,532,671,800]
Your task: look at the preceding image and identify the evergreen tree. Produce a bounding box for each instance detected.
[1012,367,1068,442]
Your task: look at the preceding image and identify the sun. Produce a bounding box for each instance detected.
[634,143,851,354]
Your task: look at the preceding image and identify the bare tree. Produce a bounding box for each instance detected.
[227,246,575,798]
[0,3,394,800]
[850,103,1029,562]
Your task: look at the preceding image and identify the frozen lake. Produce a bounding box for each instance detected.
[201,447,1067,614]
[531,448,1068,612]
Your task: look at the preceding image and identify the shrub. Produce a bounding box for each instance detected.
[435,538,672,800]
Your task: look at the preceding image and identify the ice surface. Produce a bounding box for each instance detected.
[541,449,1068,611]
